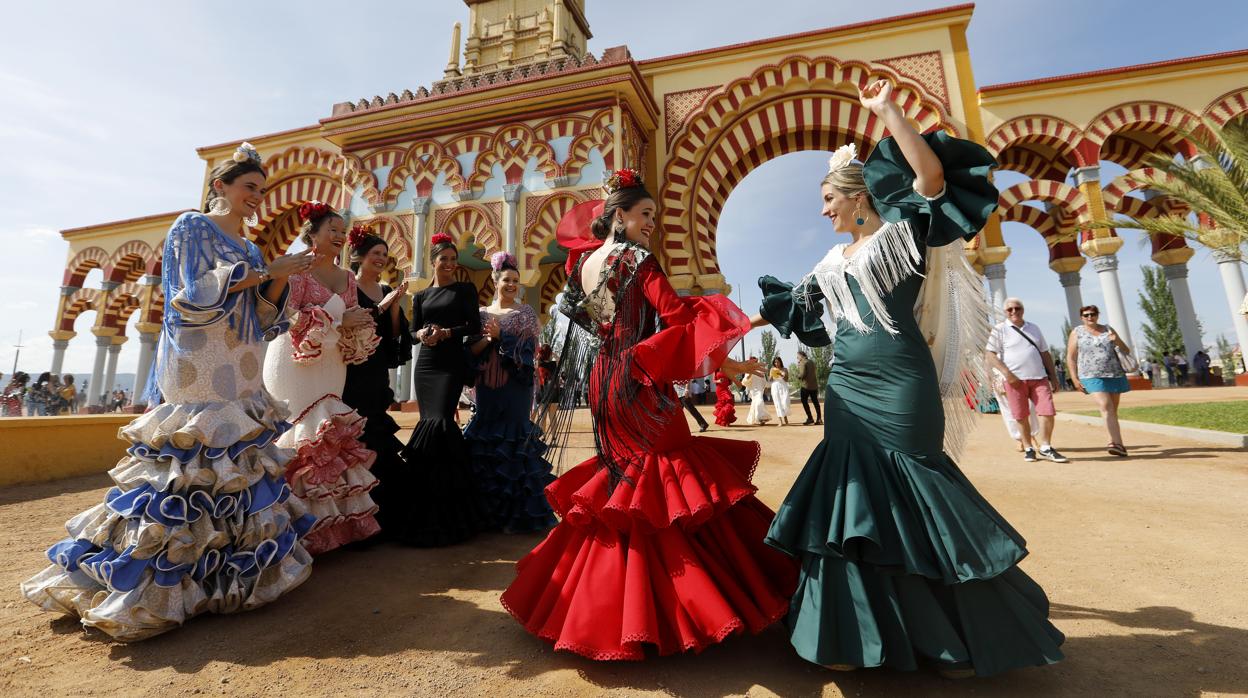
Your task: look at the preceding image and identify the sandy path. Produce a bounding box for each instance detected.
[1,404,1245,697]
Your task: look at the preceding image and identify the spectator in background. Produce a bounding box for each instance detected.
[1067,304,1132,457]
[1173,351,1189,385]
[674,381,709,432]
[1193,349,1211,386]
[985,298,1067,463]
[689,375,706,406]
[58,374,77,415]
[1162,354,1175,386]
[795,350,822,425]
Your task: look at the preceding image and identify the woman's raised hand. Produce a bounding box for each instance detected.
[379,280,410,310]
[859,79,897,114]
[267,249,314,279]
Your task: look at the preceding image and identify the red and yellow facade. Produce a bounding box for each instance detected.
[48,1,1248,375]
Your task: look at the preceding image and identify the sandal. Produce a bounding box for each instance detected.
[1108,443,1128,457]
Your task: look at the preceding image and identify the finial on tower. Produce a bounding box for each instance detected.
[444,21,463,78]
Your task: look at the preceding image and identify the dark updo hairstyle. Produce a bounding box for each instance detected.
[202,158,266,214]
[590,185,655,241]
[349,233,388,273]
[300,210,344,247]
[430,233,458,262]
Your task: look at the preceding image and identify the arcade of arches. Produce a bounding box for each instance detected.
[48,1,1248,408]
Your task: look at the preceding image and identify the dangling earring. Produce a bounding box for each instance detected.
[209,195,231,216]
[853,201,866,226]
[611,218,626,241]
[243,212,259,228]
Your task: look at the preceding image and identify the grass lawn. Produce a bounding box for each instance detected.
[1073,401,1248,433]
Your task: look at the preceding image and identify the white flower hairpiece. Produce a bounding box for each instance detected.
[827,143,859,175]
[232,141,262,165]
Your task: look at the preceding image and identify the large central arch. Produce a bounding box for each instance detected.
[659,54,954,293]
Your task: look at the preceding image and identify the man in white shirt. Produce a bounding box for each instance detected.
[985,298,1067,463]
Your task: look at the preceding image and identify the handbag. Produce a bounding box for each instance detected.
[1106,325,1139,375]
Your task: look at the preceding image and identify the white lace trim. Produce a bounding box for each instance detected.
[793,219,923,336]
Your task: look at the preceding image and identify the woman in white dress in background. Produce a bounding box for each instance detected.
[769,356,791,426]
[744,357,772,425]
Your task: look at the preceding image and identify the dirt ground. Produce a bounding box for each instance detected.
[1,389,1246,697]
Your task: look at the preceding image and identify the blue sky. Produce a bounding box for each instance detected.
[4,0,1246,378]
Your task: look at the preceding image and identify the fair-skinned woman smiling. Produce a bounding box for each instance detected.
[501,169,795,661]
[750,81,1063,676]
[343,228,412,542]
[24,143,317,640]
[263,202,383,554]
[1066,304,1132,456]
[463,252,558,533]
[392,233,489,546]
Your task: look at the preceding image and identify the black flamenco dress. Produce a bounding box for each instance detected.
[393,281,489,545]
[342,282,413,539]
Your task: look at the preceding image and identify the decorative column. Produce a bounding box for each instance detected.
[397,294,414,402]
[410,196,433,280]
[1150,244,1203,364]
[102,336,127,403]
[982,263,1008,314]
[49,331,75,375]
[1058,271,1084,326]
[86,333,112,408]
[1084,239,1134,351]
[131,327,160,405]
[1212,246,1248,362]
[502,183,523,256]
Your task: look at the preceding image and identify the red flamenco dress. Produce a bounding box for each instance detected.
[712,370,738,427]
[501,234,797,660]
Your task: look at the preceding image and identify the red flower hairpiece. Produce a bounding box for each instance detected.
[430,232,454,247]
[297,200,333,223]
[603,168,643,195]
[348,224,373,250]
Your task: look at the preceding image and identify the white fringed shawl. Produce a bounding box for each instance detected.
[794,219,989,460]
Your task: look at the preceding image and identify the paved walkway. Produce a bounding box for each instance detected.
[1,397,1245,696]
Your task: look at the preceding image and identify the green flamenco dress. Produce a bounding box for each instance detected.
[759,132,1065,676]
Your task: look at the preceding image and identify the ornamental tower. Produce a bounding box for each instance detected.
[443,0,591,80]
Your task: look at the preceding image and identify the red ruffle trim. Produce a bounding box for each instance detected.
[713,400,737,426]
[290,306,333,364]
[546,435,761,534]
[286,404,378,488]
[631,294,751,386]
[501,494,797,660]
[303,513,382,555]
[339,322,381,366]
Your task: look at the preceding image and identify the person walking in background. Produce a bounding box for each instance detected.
[1067,304,1132,457]
[1173,351,1189,386]
[743,358,772,425]
[689,374,706,407]
[795,350,822,425]
[675,380,710,432]
[984,298,1067,463]
[769,356,791,426]
[1193,349,1211,386]
[1162,353,1175,386]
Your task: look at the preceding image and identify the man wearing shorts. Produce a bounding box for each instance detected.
[985,298,1068,463]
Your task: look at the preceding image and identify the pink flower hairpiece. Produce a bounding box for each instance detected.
[490,251,517,272]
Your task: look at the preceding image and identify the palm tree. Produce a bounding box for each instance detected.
[1092,117,1248,253]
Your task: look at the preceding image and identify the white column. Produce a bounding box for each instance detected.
[131,331,159,405]
[87,334,111,407]
[410,196,432,279]
[50,338,70,375]
[502,183,523,255]
[1161,262,1204,361]
[102,340,125,403]
[1090,253,1134,352]
[1213,247,1248,359]
[1058,271,1083,326]
[983,262,1007,314]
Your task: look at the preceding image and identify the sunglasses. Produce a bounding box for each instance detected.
[1082,312,1099,317]
[1005,307,1023,313]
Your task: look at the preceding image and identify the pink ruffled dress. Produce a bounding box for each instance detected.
[263,271,382,554]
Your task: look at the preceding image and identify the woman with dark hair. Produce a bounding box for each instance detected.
[753,81,1063,676]
[390,232,488,546]
[26,371,52,416]
[501,169,796,660]
[1066,304,1132,456]
[464,251,557,533]
[769,356,791,426]
[263,202,382,554]
[2,371,29,417]
[23,143,317,641]
[342,225,411,536]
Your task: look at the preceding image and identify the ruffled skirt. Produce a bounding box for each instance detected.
[392,417,491,546]
[501,435,798,660]
[463,415,557,533]
[21,394,316,641]
[280,394,380,554]
[765,437,1065,675]
[713,393,737,427]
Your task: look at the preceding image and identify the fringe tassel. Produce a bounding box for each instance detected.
[798,220,923,336]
